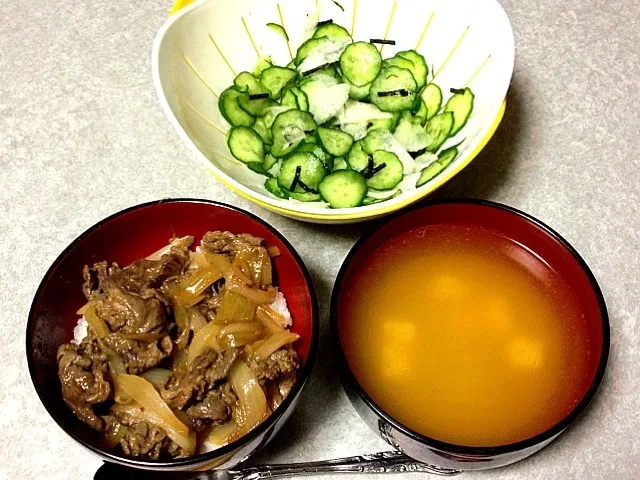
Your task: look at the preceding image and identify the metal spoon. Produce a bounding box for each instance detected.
[94,451,461,479]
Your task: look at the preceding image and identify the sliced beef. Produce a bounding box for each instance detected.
[248,348,299,400]
[186,383,236,431]
[201,231,264,258]
[95,288,167,335]
[102,334,173,374]
[113,412,186,460]
[57,338,111,431]
[100,245,191,297]
[82,261,121,300]
[161,348,238,410]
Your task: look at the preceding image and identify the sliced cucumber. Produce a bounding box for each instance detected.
[297,142,332,170]
[340,42,382,87]
[292,87,310,112]
[317,127,354,156]
[362,189,401,205]
[295,38,327,66]
[318,170,367,208]
[252,56,274,77]
[264,106,292,129]
[364,150,404,190]
[425,112,454,152]
[280,88,299,109]
[415,145,459,187]
[219,88,255,127]
[362,128,392,154]
[234,72,269,94]
[238,95,277,117]
[383,55,415,73]
[333,156,349,171]
[263,153,279,171]
[247,162,269,176]
[421,84,442,121]
[417,148,458,186]
[368,112,401,132]
[285,190,322,202]
[345,79,371,100]
[313,23,352,42]
[444,87,474,136]
[271,109,317,157]
[370,66,418,112]
[396,50,428,88]
[233,72,274,116]
[346,140,369,170]
[277,152,326,193]
[253,117,273,145]
[267,23,289,42]
[227,126,265,164]
[265,177,289,199]
[260,67,298,99]
[414,100,428,124]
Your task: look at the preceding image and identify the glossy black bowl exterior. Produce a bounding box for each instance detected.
[331,199,610,471]
[27,199,319,471]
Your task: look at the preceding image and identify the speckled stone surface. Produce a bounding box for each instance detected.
[1,0,639,478]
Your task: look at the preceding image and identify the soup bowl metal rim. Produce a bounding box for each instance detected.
[330,198,610,457]
[26,198,320,470]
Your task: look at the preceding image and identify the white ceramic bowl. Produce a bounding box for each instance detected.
[153,0,514,223]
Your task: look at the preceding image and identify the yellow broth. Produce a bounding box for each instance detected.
[339,224,591,447]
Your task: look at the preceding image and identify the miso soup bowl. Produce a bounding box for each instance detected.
[26,199,319,472]
[331,199,609,471]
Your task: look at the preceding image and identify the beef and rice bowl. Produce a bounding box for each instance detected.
[56,231,300,460]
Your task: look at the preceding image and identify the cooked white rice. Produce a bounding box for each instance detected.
[269,287,292,327]
[72,317,88,344]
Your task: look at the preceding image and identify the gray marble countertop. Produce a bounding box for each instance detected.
[2,0,639,478]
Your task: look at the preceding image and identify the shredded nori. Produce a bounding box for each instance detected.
[370,39,396,45]
[249,93,270,100]
[377,89,411,97]
[317,19,334,27]
[290,165,318,194]
[450,88,466,95]
[331,0,345,12]
[302,61,339,77]
[409,148,427,159]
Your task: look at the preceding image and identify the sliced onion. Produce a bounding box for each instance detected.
[141,368,173,391]
[253,331,300,361]
[188,308,208,333]
[228,360,267,435]
[227,281,276,305]
[187,320,222,366]
[207,420,240,448]
[203,251,253,285]
[83,305,110,338]
[174,305,190,350]
[215,291,257,325]
[146,236,194,261]
[256,305,285,334]
[173,265,224,306]
[116,375,194,453]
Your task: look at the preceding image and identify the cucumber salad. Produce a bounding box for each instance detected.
[219,20,474,208]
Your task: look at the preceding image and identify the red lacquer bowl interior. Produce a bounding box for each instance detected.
[27,199,318,466]
[333,200,609,455]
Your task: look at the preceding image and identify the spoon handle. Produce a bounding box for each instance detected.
[231,451,461,479]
